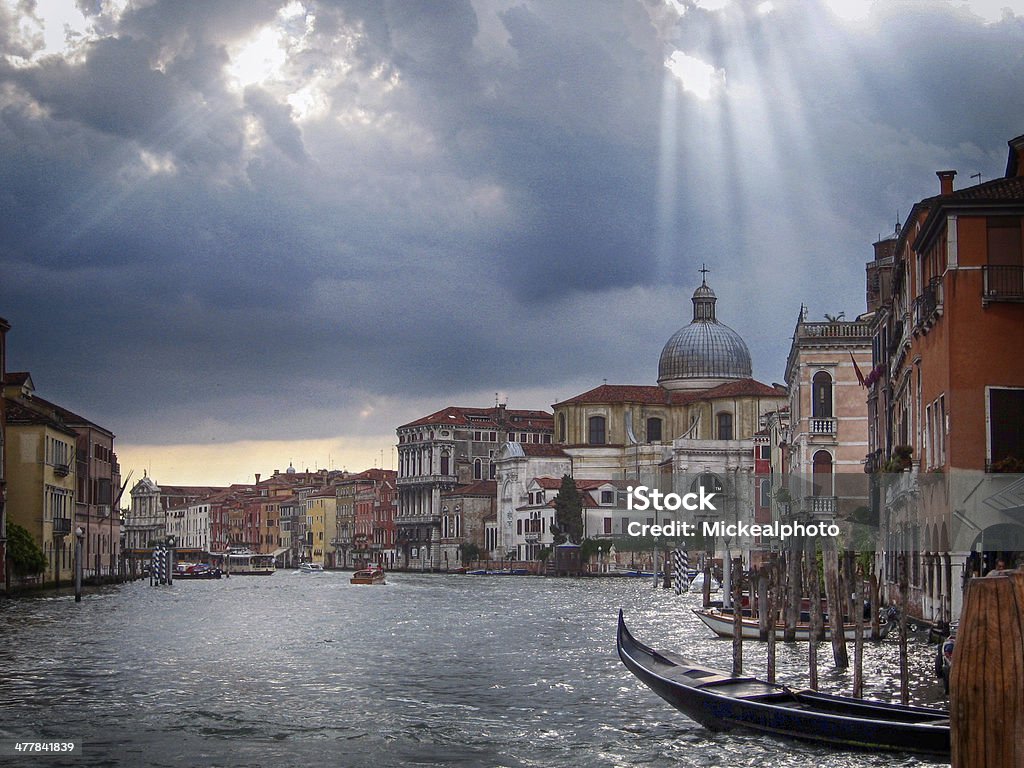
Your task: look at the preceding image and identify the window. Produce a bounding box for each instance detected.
[691,473,723,495]
[473,459,482,480]
[588,416,607,445]
[716,412,733,440]
[760,479,771,508]
[988,387,1024,467]
[517,519,522,535]
[812,371,833,419]
[440,453,450,476]
[988,217,1023,266]
[812,450,833,496]
[759,445,770,460]
[558,413,566,443]
[646,417,663,443]
[603,517,612,534]
[600,490,614,504]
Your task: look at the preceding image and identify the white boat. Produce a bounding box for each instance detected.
[298,562,325,573]
[692,607,858,641]
[225,550,276,576]
[689,572,721,592]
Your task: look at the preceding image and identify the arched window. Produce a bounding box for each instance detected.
[557,413,566,443]
[440,452,450,476]
[717,412,733,440]
[690,473,723,495]
[473,458,482,480]
[646,417,663,443]
[588,416,607,445]
[812,371,833,419]
[812,450,833,496]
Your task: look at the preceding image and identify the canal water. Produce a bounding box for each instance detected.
[0,573,948,768]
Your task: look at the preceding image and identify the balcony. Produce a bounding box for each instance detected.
[805,496,836,518]
[913,277,943,332]
[809,418,836,437]
[396,473,459,487]
[52,517,72,536]
[53,462,70,477]
[983,265,1024,304]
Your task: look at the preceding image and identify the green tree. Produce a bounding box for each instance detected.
[7,523,47,577]
[459,543,482,564]
[550,474,584,544]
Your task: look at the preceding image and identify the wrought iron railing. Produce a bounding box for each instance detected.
[983,265,1024,302]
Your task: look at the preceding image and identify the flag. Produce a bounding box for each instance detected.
[850,352,866,387]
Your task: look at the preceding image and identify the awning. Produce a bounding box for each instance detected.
[271,547,289,557]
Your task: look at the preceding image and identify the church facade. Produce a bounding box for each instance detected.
[492,277,788,565]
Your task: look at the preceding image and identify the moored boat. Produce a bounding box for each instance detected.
[351,567,386,585]
[175,563,222,579]
[692,607,857,641]
[617,611,950,756]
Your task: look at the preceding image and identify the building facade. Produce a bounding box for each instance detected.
[395,405,554,570]
[867,134,1024,622]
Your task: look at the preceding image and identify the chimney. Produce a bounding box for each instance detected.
[937,170,956,195]
[1006,134,1024,178]
[255,473,261,484]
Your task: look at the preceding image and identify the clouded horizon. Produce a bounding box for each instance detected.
[2,0,1023,485]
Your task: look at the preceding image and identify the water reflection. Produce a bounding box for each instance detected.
[0,574,949,767]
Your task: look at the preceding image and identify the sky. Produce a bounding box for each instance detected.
[1,0,1023,487]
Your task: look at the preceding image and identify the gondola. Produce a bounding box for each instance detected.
[616,611,950,756]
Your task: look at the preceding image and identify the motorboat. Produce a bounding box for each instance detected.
[350,567,386,585]
[298,562,325,574]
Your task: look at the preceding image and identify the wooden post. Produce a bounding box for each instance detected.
[951,572,1024,768]
[732,557,743,675]
[757,568,770,640]
[824,538,849,669]
[702,554,712,608]
[869,571,881,641]
[785,540,802,642]
[807,536,821,690]
[898,552,910,706]
[767,558,777,684]
[853,569,865,698]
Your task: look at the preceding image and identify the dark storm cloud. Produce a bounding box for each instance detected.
[1,0,1023,446]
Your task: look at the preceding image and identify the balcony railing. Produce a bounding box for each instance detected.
[913,276,943,329]
[52,517,72,536]
[983,265,1024,303]
[53,463,70,477]
[810,418,836,436]
[806,496,836,517]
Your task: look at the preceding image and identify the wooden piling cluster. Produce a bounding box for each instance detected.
[950,571,1024,768]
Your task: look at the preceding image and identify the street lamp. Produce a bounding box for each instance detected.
[74,526,84,602]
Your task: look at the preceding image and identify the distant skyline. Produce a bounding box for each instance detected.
[2,0,1024,485]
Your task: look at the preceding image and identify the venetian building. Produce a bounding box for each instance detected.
[552,275,787,562]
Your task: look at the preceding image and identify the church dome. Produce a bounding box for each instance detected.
[658,277,752,390]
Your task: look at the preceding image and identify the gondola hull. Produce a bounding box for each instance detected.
[617,611,950,756]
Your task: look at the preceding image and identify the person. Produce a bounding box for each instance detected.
[986,558,1007,576]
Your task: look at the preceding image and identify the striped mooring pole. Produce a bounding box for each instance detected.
[673,549,690,595]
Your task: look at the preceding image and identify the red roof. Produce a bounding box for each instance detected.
[519,444,569,458]
[399,405,553,430]
[443,480,497,497]
[556,379,784,406]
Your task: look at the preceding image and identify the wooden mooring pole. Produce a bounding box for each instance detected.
[766,558,777,684]
[807,536,821,690]
[732,556,743,676]
[951,571,1024,768]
